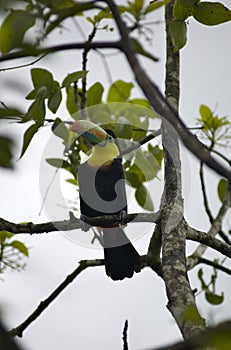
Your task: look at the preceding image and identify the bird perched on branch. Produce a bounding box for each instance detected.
[71,120,140,280]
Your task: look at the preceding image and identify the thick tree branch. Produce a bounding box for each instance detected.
[0,212,160,234]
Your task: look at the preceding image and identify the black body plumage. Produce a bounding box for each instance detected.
[78,129,140,280]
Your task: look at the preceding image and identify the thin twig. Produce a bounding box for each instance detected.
[10,259,104,338]
[122,320,129,350]
[197,257,231,275]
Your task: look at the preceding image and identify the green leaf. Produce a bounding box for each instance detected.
[217,179,229,204]
[0,10,35,53]
[0,136,14,168]
[0,230,14,243]
[66,86,78,115]
[193,2,231,26]
[131,38,159,62]
[11,240,29,256]
[135,183,154,211]
[205,291,224,305]
[145,0,170,14]
[51,118,69,145]
[19,123,40,159]
[87,82,104,106]
[46,158,63,167]
[169,19,187,51]
[25,98,46,125]
[31,68,54,92]
[62,71,88,88]
[200,104,212,123]
[0,108,23,119]
[107,80,134,103]
[48,82,62,113]
[132,148,161,182]
[129,98,152,109]
[173,0,198,20]
[198,267,207,290]
[66,178,78,185]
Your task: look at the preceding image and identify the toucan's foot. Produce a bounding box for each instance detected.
[80,214,91,232]
[119,210,127,227]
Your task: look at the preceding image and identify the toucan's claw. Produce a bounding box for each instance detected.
[119,210,127,227]
[80,214,91,232]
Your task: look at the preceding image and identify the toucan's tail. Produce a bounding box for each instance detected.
[102,227,141,281]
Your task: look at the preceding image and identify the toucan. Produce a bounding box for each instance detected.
[71,120,141,280]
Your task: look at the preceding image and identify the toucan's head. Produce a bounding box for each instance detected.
[70,120,113,146]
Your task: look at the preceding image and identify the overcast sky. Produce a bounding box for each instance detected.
[1,2,231,350]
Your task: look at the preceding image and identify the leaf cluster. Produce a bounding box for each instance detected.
[170,0,231,50]
[0,230,29,274]
[198,266,224,305]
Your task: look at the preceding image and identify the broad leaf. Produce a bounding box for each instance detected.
[0,230,14,243]
[11,240,29,256]
[205,291,224,305]
[66,86,78,115]
[46,158,69,168]
[193,2,231,26]
[169,19,187,51]
[87,82,104,106]
[145,0,170,14]
[217,179,230,204]
[0,136,14,168]
[107,80,134,103]
[19,123,40,159]
[0,10,35,53]
[31,68,54,92]
[51,118,69,145]
[62,71,88,88]
[48,82,62,113]
[173,0,198,19]
[135,183,154,211]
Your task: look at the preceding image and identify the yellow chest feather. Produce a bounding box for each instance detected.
[88,142,120,167]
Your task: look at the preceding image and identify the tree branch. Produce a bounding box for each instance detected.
[0,212,160,235]
[186,227,231,260]
[187,182,231,269]
[197,257,231,275]
[10,259,104,338]
[0,41,121,63]
[105,0,231,182]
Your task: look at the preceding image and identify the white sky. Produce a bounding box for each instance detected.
[0,2,231,350]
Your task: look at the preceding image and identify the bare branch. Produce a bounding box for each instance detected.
[122,320,129,350]
[188,182,231,269]
[0,41,121,63]
[186,227,231,261]
[197,257,231,275]
[10,259,104,338]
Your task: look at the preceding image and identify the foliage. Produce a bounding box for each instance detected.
[170,0,231,50]
[198,267,224,305]
[197,104,230,146]
[0,231,29,274]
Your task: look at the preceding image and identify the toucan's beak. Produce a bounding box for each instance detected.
[70,120,111,145]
